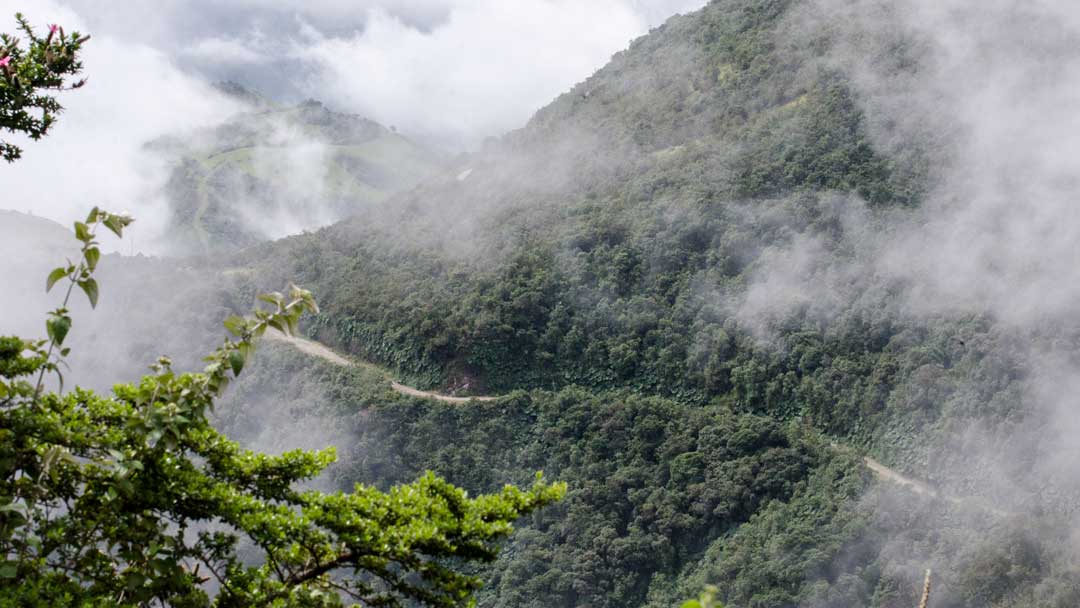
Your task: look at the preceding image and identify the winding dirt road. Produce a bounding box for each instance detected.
[273,331,1009,514]
[862,456,939,498]
[860,453,1011,517]
[270,332,495,403]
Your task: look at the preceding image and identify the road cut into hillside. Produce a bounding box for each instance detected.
[269,332,496,403]
[273,330,1011,515]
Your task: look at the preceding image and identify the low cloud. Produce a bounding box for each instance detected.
[0,0,240,249]
[295,0,708,147]
[0,0,707,240]
[21,1,708,147]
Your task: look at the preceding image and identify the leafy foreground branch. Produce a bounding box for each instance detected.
[0,12,89,162]
[0,209,564,607]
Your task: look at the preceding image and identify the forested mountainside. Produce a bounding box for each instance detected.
[7,0,1077,605]
[220,336,1073,608]
[152,87,446,255]
[207,0,1080,606]
[237,0,930,398]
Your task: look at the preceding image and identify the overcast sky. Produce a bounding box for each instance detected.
[0,0,706,233]
[4,0,708,144]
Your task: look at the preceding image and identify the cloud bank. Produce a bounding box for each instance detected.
[0,0,707,241]
[0,0,240,250]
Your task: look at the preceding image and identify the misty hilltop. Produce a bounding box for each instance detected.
[0,210,73,256]
[149,87,447,255]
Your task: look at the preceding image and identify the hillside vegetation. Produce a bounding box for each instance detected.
[6,0,1074,605]
[206,1,1080,606]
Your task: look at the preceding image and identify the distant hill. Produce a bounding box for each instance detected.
[0,210,74,257]
[212,80,275,110]
[0,208,235,394]
[0,211,80,337]
[151,94,447,255]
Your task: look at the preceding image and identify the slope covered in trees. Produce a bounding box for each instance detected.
[222,335,1080,607]
[218,0,1080,605]
[238,0,925,398]
[8,0,1079,605]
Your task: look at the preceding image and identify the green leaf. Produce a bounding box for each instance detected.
[78,278,99,308]
[74,221,90,242]
[258,293,284,307]
[84,246,100,271]
[103,215,124,237]
[0,500,27,517]
[681,602,702,608]
[228,350,245,377]
[223,315,246,337]
[0,562,16,579]
[46,267,67,291]
[46,315,71,346]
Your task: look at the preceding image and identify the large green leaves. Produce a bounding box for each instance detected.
[77,277,98,308]
[44,313,70,345]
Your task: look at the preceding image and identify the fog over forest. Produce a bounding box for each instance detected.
[3,1,1080,607]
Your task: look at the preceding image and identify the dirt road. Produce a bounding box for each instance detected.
[863,456,940,498]
[270,332,495,403]
[273,331,1007,514]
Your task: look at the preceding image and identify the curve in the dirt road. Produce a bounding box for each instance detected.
[269,330,1009,515]
[269,332,496,403]
[860,455,1013,517]
[862,456,939,498]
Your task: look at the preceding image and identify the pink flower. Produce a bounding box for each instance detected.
[0,56,10,68]
[49,24,58,35]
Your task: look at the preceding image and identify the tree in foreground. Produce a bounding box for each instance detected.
[0,12,88,162]
[0,209,563,606]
